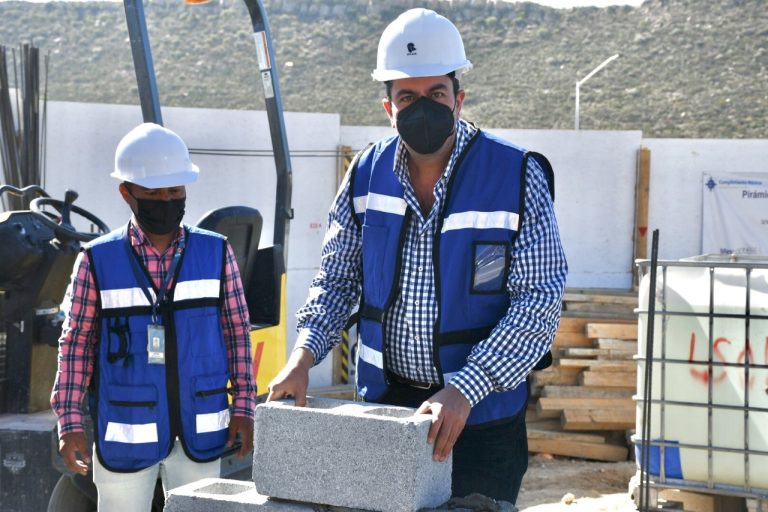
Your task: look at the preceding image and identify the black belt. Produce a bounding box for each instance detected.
[386,371,440,391]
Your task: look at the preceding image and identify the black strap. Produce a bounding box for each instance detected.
[124,225,186,324]
[106,317,130,366]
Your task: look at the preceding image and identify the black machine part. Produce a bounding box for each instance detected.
[0,186,110,415]
[30,189,110,243]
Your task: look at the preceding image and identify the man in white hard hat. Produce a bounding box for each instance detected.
[268,8,567,503]
[51,123,256,510]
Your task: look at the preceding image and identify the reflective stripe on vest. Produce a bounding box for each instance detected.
[88,225,230,471]
[351,131,536,426]
[99,278,221,310]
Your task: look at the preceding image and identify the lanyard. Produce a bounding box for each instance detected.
[125,226,186,324]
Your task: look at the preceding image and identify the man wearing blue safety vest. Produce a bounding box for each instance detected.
[51,123,256,511]
[268,8,567,504]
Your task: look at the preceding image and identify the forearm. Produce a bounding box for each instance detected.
[450,284,564,405]
[449,156,567,406]
[51,252,98,437]
[222,243,257,417]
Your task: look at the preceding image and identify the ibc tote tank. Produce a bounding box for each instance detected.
[636,255,768,496]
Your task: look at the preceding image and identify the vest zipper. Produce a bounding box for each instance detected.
[195,387,228,397]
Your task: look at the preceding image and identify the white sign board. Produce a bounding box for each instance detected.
[702,173,768,256]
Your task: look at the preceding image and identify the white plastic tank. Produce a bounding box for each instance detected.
[636,255,768,494]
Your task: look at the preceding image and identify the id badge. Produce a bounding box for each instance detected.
[147,324,166,365]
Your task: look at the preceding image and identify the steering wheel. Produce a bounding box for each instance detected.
[30,190,110,243]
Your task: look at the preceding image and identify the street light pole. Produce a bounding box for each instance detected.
[575,53,619,130]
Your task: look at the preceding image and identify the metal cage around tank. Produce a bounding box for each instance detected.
[634,255,768,505]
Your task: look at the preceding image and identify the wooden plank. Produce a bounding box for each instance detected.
[529,367,581,387]
[586,323,638,340]
[561,347,611,358]
[562,290,638,305]
[565,302,635,315]
[558,359,637,371]
[596,352,635,361]
[562,312,637,321]
[524,419,562,430]
[589,361,637,371]
[331,345,344,385]
[527,427,606,445]
[553,331,594,348]
[596,338,638,351]
[537,397,634,419]
[562,408,636,431]
[527,438,628,462]
[557,317,591,333]
[633,147,651,286]
[525,403,547,423]
[538,397,634,412]
[307,384,355,400]
[541,385,634,399]
[657,489,746,512]
[580,371,637,389]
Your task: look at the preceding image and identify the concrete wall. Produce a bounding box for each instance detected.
[642,138,768,261]
[11,101,768,387]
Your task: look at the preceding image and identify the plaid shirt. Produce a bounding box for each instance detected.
[296,120,567,407]
[51,221,256,438]
[296,121,567,406]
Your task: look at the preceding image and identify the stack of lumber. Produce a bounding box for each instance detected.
[527,289,639,462]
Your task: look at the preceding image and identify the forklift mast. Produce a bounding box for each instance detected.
[122,0,293,258]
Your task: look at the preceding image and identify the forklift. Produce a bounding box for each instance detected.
[0,0,292,509]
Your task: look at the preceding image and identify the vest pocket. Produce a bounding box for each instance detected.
[185,313,225,361]
[191,373,230,451]
[103,384,159,460]
[471,242,510,294]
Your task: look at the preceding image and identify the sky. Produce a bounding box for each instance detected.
[507,0,644,6]
[2,0,646,6]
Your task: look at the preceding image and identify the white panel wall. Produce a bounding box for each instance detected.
[21,101,768,388]
[642,138,768,261]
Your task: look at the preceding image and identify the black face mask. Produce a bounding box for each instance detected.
[395,96,456,155]
[129,191,186,235]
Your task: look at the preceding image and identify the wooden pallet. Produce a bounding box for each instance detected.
[527,289,639,461]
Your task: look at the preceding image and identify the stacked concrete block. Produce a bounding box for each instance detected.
[164,478,315,512]
[253,397,452,512]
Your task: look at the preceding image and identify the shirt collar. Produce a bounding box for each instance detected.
[128,219,184,250]
[394,119,477,184]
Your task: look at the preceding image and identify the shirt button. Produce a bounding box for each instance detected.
[414,300,420,306]
[414,335,420,342]
[417,266,424,272]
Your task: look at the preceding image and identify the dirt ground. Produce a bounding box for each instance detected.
[516,456,638,512]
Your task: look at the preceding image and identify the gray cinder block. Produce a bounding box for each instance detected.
[253,397,452,512]
[164,478,315,512]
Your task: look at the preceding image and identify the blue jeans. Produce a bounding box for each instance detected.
[377,381,528,504]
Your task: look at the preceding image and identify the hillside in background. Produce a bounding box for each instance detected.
[1,0,766,138]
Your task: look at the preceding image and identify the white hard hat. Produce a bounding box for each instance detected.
[111,123,199,189]
[371,8,472,82]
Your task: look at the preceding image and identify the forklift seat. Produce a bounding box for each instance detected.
[196,206,262,297]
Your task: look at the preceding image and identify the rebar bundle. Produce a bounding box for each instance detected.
[0,44,49,211]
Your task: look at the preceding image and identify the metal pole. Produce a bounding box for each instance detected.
[574,81,580,130]
[639,229,660,511]
[574,54,618,130]
[123,0,163,125]
[243,0,293,258]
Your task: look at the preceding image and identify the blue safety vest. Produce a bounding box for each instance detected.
[87,225,230,471]
[350,130,552,426]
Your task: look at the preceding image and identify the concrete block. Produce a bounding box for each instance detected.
[164,478,315,512]
[253,397,452,512]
